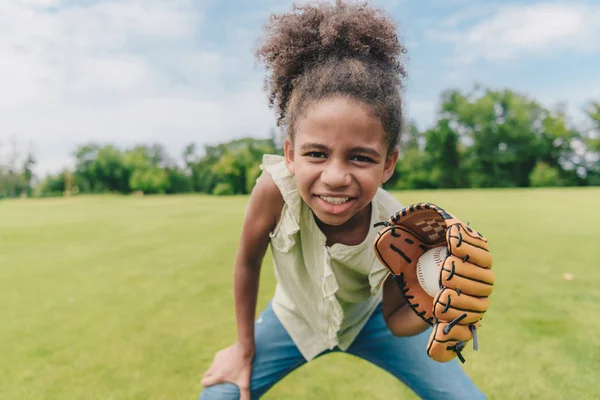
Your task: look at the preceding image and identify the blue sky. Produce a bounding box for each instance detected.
[1,0,599,176]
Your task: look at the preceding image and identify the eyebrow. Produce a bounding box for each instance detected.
[351,146,382,159]
[299,143,382,159]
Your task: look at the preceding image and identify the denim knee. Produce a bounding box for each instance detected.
[199,383,240,400]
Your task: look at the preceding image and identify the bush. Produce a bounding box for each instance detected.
[212,182,235,196]
[129,167,169,194]
[530,162,562,187]
[245,164,262,194]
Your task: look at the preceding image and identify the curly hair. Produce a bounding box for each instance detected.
[255,0,407,153]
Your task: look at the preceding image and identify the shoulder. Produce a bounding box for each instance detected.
[255,169,283,198]
[235,170,286,266]
[251,170,285,220]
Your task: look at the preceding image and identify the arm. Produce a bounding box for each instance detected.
[381,275,430,337]
[201,172,284,398]
[233,172,284,356]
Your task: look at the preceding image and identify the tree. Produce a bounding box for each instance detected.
[124,144,189,194]
[190,137,277,195]
[424,119,462,188]
[22,151,36,195]
[129,167,169,194]
[165,167,194,194]
[530,162,563,187]
[0,137,31,197]
[393,147,433,189]
[37,171,67,196]
[93,146,130,193]
[148,143,169,167]
[582,100,600,184]
[436,87,579,187]
[390,121,435,190]
[585,100,600,151]
[74,144,102,193]
[182,143,197,170]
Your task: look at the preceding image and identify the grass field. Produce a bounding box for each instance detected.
[1,188,599,399]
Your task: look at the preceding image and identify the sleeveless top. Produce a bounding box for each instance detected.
[259,154,404,361]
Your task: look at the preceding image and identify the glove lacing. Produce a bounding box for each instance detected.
[391,273,433,325]
[441,312,479,363]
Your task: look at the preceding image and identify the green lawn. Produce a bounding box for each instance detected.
[1,188,599,399]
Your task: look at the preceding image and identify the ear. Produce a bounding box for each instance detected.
[381,148,399,184]
[283,138,296,175]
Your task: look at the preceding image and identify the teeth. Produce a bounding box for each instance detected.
[319,196,350,205]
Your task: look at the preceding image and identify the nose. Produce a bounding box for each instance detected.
[321,160,351,188]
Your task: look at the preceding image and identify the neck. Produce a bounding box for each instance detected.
[315,203,372,246]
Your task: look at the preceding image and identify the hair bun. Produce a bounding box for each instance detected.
[318,1,406,65]
[256,0,406,115]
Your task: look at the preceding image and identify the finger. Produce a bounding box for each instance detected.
[200,372,218,388]
[238,368,252,400]
[239,385,251,400]
[201,366,214,381]
[433,288,488,324]
[441,255,495,297]
[447,225,492,268]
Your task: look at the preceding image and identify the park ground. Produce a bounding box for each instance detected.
[1,188,599,399]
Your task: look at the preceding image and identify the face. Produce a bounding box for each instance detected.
[284,96,398,227]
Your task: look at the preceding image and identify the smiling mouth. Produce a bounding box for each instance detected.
[318,195,353,205]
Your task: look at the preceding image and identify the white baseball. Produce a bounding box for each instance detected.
[416,247,448,297]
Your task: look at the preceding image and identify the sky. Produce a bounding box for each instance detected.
[1,0,599,176]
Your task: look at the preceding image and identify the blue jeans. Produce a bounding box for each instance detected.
[200,301,485,400]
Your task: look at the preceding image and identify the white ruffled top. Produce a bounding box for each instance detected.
[260,154,403,361]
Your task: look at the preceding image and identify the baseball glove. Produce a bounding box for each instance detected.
[373,202,494,363]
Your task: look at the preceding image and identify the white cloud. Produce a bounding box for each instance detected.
[0,0,275,175]
[12,0,597,178]
[431,1,600,63]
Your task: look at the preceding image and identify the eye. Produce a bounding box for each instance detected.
[350,155,375,163]
[304,151,327,159]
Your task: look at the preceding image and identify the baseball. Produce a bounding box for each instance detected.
[416,247,448,297]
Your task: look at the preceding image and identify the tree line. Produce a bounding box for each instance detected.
[2,86,599,198]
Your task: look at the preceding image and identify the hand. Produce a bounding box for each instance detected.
[201,343,255,400]
[382,276,429,337]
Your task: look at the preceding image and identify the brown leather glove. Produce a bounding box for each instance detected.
[373,202,494,363]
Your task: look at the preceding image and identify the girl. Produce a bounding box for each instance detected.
[200,1,485,399]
